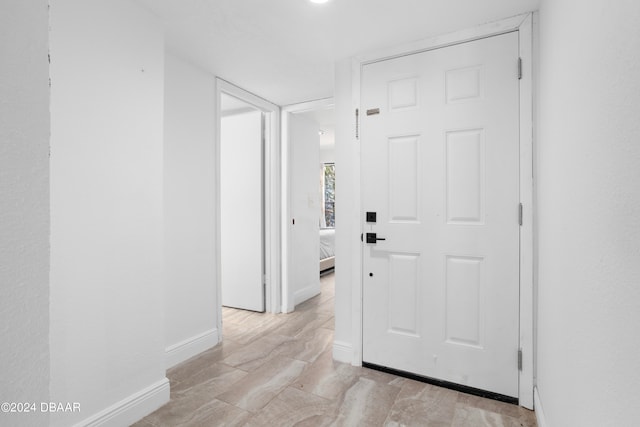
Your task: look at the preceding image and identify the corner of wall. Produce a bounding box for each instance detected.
[74,379,169,427]
[163,51,218,366]
[332,341,354,364]
[534,386,548,427]
[165,329,219,369]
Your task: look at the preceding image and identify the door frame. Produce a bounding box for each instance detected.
[281,98,334,313]
[215,78,281,326]
[350,13,535,408]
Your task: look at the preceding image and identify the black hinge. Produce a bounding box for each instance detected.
[518,349,523,371]
[518,57,523,80]
[355,108,359,139]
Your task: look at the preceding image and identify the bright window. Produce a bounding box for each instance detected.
[321,163,335,228]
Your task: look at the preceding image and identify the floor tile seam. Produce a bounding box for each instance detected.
[291,316,333,329]
[241,387,285,415]
[222,334,294,364]
[283,385,336,405]
[191,368,252,395]
[238,355,306,378]
[226,350,291,373]
[215,393,242,410]
[309,376,361,410]
[220,361,251,374]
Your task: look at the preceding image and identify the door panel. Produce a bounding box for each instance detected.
[221,109,264,312]
[388,135,420,222]
[446,129,484,224]
[362,32,520,397]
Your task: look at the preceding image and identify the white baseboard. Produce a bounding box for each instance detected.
[294,283,320,306]
[534,386,549,427]
[332,340,353,364]
[165,328,219,369]
[75,378,169,427]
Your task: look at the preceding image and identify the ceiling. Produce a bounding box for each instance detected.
[297,106,336,147]
[136,0,539,106]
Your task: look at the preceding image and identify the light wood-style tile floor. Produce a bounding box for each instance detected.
[133,273,537,426]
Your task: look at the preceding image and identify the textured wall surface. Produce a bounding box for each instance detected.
[0,1,51,426]
[49,1,167,425]
[536,1,640,425]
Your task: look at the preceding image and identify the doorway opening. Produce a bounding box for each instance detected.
[281,99,335,313]
[215,79,281,340]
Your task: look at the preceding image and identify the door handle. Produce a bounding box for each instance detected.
[366,233,386,244]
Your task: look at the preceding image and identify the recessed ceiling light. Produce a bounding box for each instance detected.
[309,0,330,4]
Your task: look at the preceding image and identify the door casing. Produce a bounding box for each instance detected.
[215,79,281,326]
[350,13,534,408]
[281,98,334,313]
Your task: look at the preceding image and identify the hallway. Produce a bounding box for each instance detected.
[134,274,536,426]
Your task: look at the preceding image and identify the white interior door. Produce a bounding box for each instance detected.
[362,32,520,398]
[221,108,264,312]
[289,113,320,307]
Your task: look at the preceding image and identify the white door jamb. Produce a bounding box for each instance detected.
[215,78,282,327]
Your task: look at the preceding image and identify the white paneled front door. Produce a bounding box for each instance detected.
[361,32,520,398]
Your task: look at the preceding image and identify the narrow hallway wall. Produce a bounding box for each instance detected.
[0,2,50,425]
[164,52,217,366]
[49,1,167,425]
[536,1,640,425]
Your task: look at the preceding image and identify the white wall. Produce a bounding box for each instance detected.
[49,1,168,425]
[289,114,321,307]
[0,2,50,426]
[333,58,356,362]
[164,53,218,367]
[221,110,264,311]
[536,1,640,426]
[320,144,335,165]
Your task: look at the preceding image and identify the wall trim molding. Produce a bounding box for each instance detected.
[293,283,321,306]
[74,378,169,427]
[332,340,353,364]
[165,328,219,369]
[534,386,548,427]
